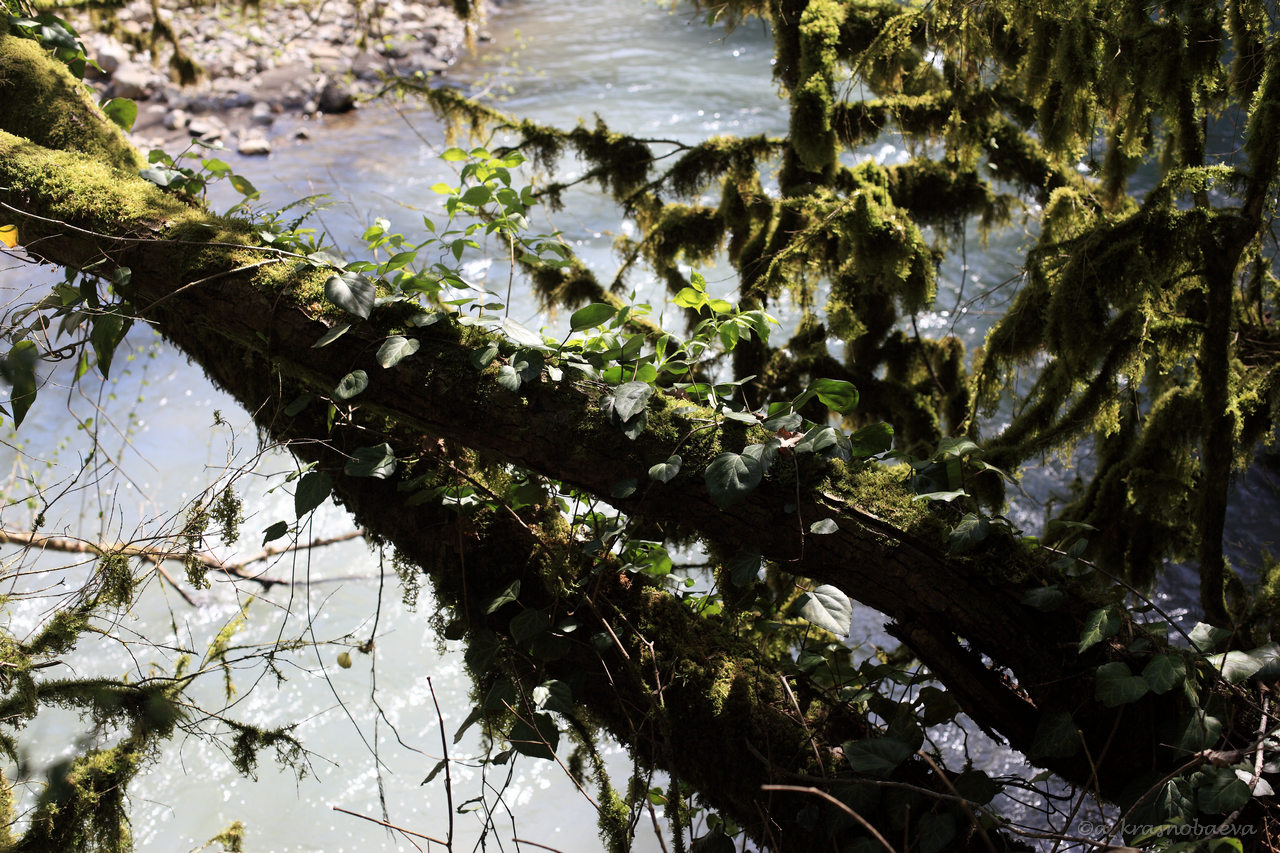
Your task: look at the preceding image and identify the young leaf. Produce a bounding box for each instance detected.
[0,224,18,248]
[496,365,522,391]
[704,452,762,509]
[325,272,376,319]
[261,520,289,545]
[795,584,852,635]
[570,302,616,331]
[376,335,420,368]
[848,422,894,457]
[294,470,333,518]
[508,713,559,761]
[485,580,521,614]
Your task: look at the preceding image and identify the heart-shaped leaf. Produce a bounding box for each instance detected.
[333,370,368,400]
[1095,661,1150,707]
[704,452,762,509]
[795,584,852,635]
[325,271,376,319]
[376,335,419,368]
[294,470,332,518]
[648,455,682,483]
[261,520,289,545]
[313,322,351,348]
[345,443,397,479]
[612,381,653,422]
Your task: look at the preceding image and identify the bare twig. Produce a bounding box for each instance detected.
[331,805,445,847]
[760,785,896,852]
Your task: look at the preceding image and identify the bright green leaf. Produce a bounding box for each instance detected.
[704,452,762,509]
[796,584,852,635]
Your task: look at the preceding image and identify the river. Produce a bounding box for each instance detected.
[1,1,1277,851]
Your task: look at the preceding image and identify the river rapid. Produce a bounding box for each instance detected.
[1,1,1277,851]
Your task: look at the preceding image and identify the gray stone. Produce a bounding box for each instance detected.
[317,79,355,114]
[110,63,152,100]
[250,102,275,127]
[163,108,189,131]
[237,133,272,156]
[187,116,226,141]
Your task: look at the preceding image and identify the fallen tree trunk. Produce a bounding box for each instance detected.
[1,21,1261,848]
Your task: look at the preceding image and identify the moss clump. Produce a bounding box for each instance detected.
[0,34,141,172]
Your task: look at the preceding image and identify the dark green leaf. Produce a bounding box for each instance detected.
[570,303,616,331]
[1142,654,1187,694]
[1021,586,1065,611]
[376,335,419,368]
[422,758,447,785]
[1095,661,1150,707]
[917,813,956,853]
[848,422,894,457]
[510,608,548,644]
[1197,766,1251,814]
[949,513,989,553]
[1078,606,1122,652]
[810,377,859,413]
[294,470,332,518]
[485,580,520,614]
[727,548,761,587]
[4,341,38,427]
[612,381,653,422]
[325,271,376,319]
[261,521,289,545]
[1189,621,1231,652]
[704,452,762,509]
[508,713,558,760]
[1027,710,1078,760]
[954,770,999,805]
[843,737,910,776]
[471,341,499,369]
[529,633,571,661]
[333,370,368,400]
[313,322,351,348]
[532,680,574,715]
[648,455,682,483]
[283,393,312,417]
[345,443,396,479]
[89,310,130,380]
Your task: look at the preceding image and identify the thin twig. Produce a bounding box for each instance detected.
[331,805,445,845]
[428,676,455,849]
[760,785,896,852]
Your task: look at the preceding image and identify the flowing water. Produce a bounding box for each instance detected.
[2,1,1278,851]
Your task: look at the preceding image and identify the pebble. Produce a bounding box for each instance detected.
[78,0,468,150]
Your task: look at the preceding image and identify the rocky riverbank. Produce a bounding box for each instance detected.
[80,0,477,155]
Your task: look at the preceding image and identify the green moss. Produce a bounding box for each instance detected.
[0,34,142,171]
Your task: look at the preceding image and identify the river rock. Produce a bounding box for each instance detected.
[164,108,190,131]
[110,62,152,100]
[187,116,226,141]
[317,79,356,114]
[249,102,275,126]
[237,132,272,156]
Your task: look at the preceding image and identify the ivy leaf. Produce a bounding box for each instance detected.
[570,302,616,331]
[1021,586,1065,611]
[471,341,499,369]
[843,737,910,776]
[89,310,130,380]
[917,813,956,853]
[1197,766,1252,814]
[1027,710,1078,760]
[261,521,289,545]
[612,381,653,422]
[376,335,419,368]
[512,348,544,382]
[1095,661,1150,707]
[333,370,368,400]
[810,377,859,413]
[648,455,682,483]
[508,713,559,761]
[1205,650,1267,684]
[726,548,761,587]
[1189,621,1231,652]
[510,608,548,644]
[611,478,637,498]
[485,580,520,614]
[496,365,522,392]
[949,513,989,553]
[325,271,376,319]
[795,584,852,635]
[345,443,397,479]
[294,470,332,518]
[4,340,39,427]
[810,518,839,535]
[704,452,762,509]
[313,322,351,348]
[1142,654,1186,694]
[1078,607,1122,652]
